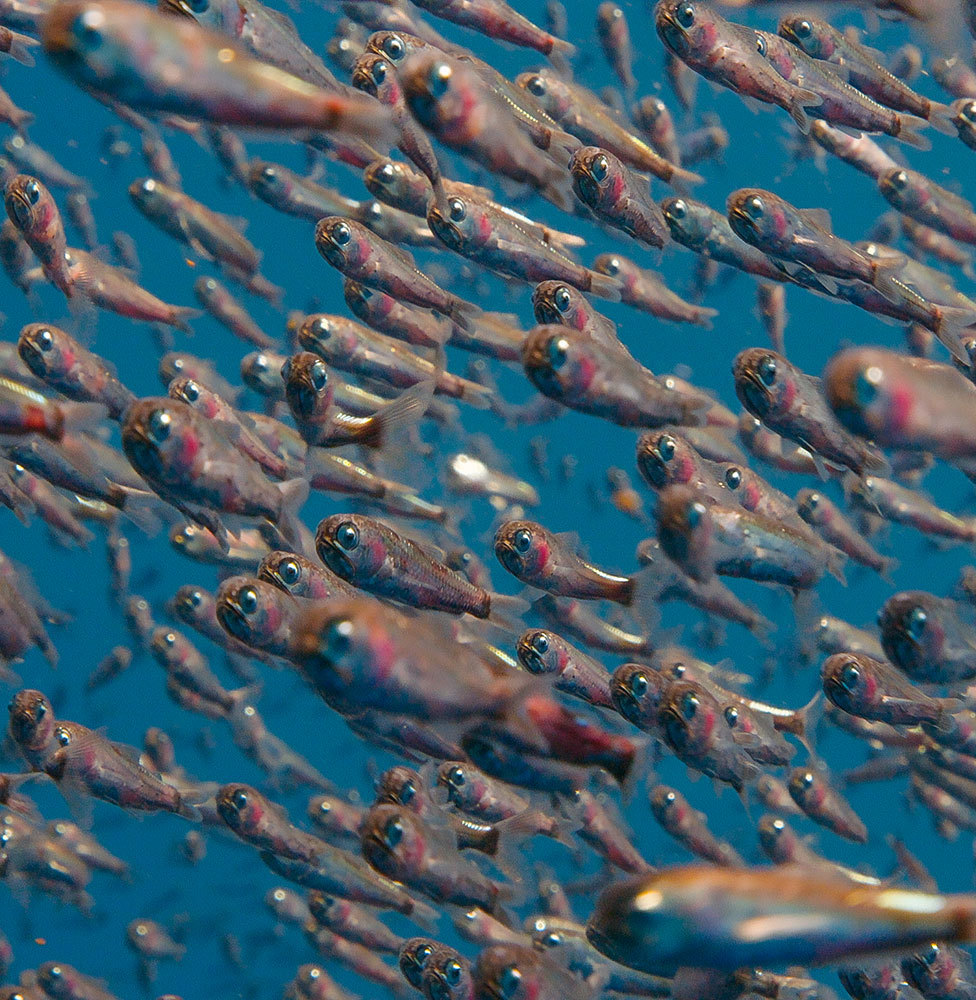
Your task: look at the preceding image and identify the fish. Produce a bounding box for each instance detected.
[4,174,73,295]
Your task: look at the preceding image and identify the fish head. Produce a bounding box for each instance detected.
[7,688,56,753]
[719,464,760,511]
[521,325,595,401]
[778,15,834,60]
[655,484,714,582]
[532,281,592,331]
[649,786,687,827]
[400,52,465,132]
[822,653,878,714]
[375,764,424,811]
[473,945,539,1000]
[427,192,480,252]
[282,351,334,421]
[726,188,792,250]
[241,351,285,397]
[169,586,210,628]
[611,663,666,729]
[660,679,717,754]
[314,217,369,271]
[365,29,426,67]
[879,591,944,678]
[350,52,398,103]
[516,628,563,675]
[215,575,287,648]
[732,348,791,421]
[168,376,216,417]
[756,814,798,862]
[514,70,567,117]
[247,160,292,203]
[257,551,308,596]
[795,488,831,526]
[149,626,191,669]
[569,146,621,209]
[660,196,712,249]
[435,762,479,809]
[121,398,197,481]
[315,513,387,582]
[654,0,722,61]
[878,167,923,211]
[360,803,425,877]
[362,158,416,209]
[399,938,439,989]
[215,783,268,837]
[36,962,86,1000]
[636,430,699,489]
[306,891,348,927]
[823,347,903,441]
[425,952,473,1000]
[787,767,828,812]
[494,520,551,582]
[298,313,358,364]
[4,174,48,234]
[17,323,72,381]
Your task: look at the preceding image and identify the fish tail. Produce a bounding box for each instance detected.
[8,36,36,66]
[169,306,201,333]
[895,113,932,151]
[487,591,530,629]
[403,895,439,928]
[788,89,823,134]
[934,305,976,365]
[587,269,623,302]
[928,100,960,136]
[13,109,33,134]
[547,35,576,60]
[274,476,310,546]
[366,379,434,449]
[669,163,705,190]
[449,298,481,331]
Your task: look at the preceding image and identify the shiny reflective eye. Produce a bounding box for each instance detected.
[370,59,387,84]
[530,632,550,654]
[75,9,106,49]
[800,771,814,788]
[755,33,766,56]
[602,257,620,275]
[551,286,572,313]
[961,101,976,126]
[279,559,300,584]
[745,196,765,219]
[669,199,687,220]
[548,337,569,369]
[795,19,812,38]
[56,726,69,746]
[382,816,403,848]
[839,661,861,692]
[448,197,466,222]
[444,960,462,985]
[336,522,360,550]
[629,672,648,697]
[676,2,695,27]
[687,501,706,530]
[923,943,940,964]
[187,0,209,11]
[590,154,609,182]
[35,328,53,351]
[238,587,258,615]
[309,361,328,392]
[724,706,739,726]
[679,691,699,719]
[331,222,351,245]
[22,179,40,204]
[399,780,415,804]
[657,435,676,461]
[325,618,353,656]
[162,631,176,647]
[260,166,277,183]
[232,788,248,810]
[725,467,742,489]
[447,765,465,786]
[526,74,546,97]
[382,35,404,60]
[513,528,532,552]
[806,493,820,509]
[428,62,452,97]
[182,380,199,402]
[543,932,562,947]
[758,355,777,385]
[147,409,171,443]
[855,369,880,406]
[498,966,522,999]
[47,968,63,980]
[890,170,909,191]
[906,606,927,639]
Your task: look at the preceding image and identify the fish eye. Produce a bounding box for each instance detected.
[335,521,360,550]
[186,590,203,608]
[382,815,403,848]
[498,966,522,998]
[547,336,569,369]
[890,170,909,191]
[187,0,209,11]
[745,195,765,219]
[147,409,172,443]
[56,726,70,746]
[923,943,940,964]
[428,62,452,97]
[675,2,695,28]
[378,162,396,182]
[398,779,416,804]
[260,166,278,183]
[162,631,176,647]
[724,705,739,726]
[855,367,881,406]
[525,74,547,97]
[309,360,328,392]
[448,197,466,222]
[238,587,258,615]
[181,380,200,402]
[447,765,465,786]
[679,691,699,719]
[906,606,927,639]
[839,660,861,692]
[22,179,40,205]
[656,434,676,461]
[325,618,353,657]
[590,154,610,182]
[629,671,648,698]
[444,960,463,985]
[47,968,63,980]
[74,8,106,50]
[530,632,550,654]
[553,286,572,313]
[232,788,248,810]
[35,328,53,351]
[512,528,532,552]
[800,771,815,789]
[794,19,812,38]
[961,101,976,126]
[724,467,742,490]
[755,33,766,56]
[687,500,706,530]
[382,35,404,61]
[370,59,387,84]
[602,257,620,275]
[757,355,777,386]
[331,222,351,245]
[279,558,301,584]
[669,199,687,220]
[542,931,562,947]
[806,492,820,509]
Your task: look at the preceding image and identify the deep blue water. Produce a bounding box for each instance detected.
[1,1,976,997]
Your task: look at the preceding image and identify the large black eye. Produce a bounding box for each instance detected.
[553,286,571,313]
[309,361,328,392]
[724,705,739,727]
[182,380,200,402]
[336,522,360,550]
[56,726,70,746]
[260,166,278,183]
[232,788,248,810]
[960,101,976,126]
[187,0,209,11]
[805,492,820,510]
[23,179,40,205]
[448,197,466,222]
[548,337,569,369]
[745,195,765,220]
[331,222,351,245]
[669,199,687,220]
[890,170,909,191]
[382,35,405,61]
[325,618,352,657]
[238,587,258,615]
[444,960,463,985]
[447,765,465,787]
[679,691,699,719]
[661,790,677,810]
[147,409,171,443]
[922,944,940,965]
[526,74,546,97]
[513,528,532,552]
[382,816,403,848]
[187,590,203,608]
[280,558,300,584]
[799,771,814,789]
[428,62,451,97]
[590,154,609,182]
[675,2,695,27]
[794,19,812,38]
[602,257,620,275]
[629,672,648,698]
[657,435,675,461]
[398,780,416,804]
[531,632,550,654]
[758,355,777,386]
[755,33,767,55]
[725,467,742,489]
[35,328,53,351]
[906,606,927,639]
[839,661,861,692]
[370,59,387,84]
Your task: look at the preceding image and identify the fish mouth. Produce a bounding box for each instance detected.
[425,971,453,1000]
[350,67,377,95]
[315,237,347,268]
[217,599,251,641]
[6,191,32,230]
[494,541,522,577]
[17,335,44,369]
[316,539,354,580]
[655,10,688,54]
[738,370,772,417]
[426,211,463,250]
[638,448,668,487]
[287,379,319,419]
[610,682,641,723]
[533,301,560,324]
[727,206,757,241]
[572,169,600,205]
[515,638,545,673]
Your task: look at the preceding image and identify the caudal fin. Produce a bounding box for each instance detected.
[366,379,434,449]
[895,114,931,151]
[587,269,623,302]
